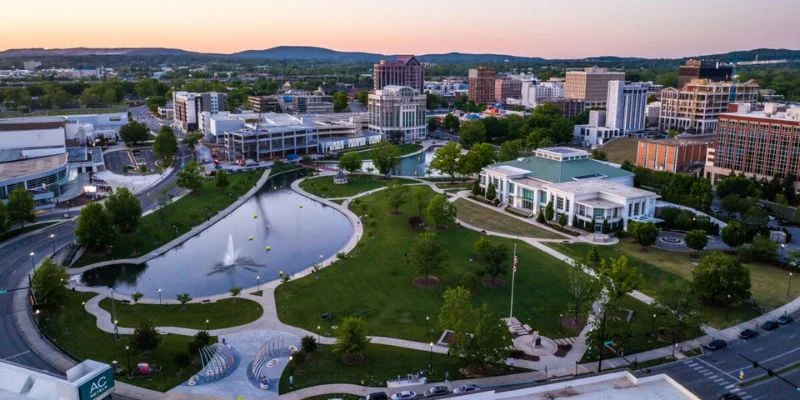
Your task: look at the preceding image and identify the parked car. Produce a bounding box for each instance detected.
[719,393,742,400]
[453,384,480,393]
[703,339,727,351]
[762,320,780,331]
[425,386,450,397]
[778,315,795,325]
[739,328,760,340]
[391,391,416,400]
[366,392,389,400]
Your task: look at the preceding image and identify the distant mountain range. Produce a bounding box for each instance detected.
[0,46,798,63]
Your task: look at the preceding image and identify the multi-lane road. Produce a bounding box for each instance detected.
[643,315,800,399]
[0,109,186,377]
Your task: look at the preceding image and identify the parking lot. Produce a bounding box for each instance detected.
[104,148,157,174]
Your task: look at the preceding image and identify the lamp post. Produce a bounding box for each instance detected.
[726,294,731,320]
[205,319,209,331]
[125,345,132,378]
[559,313,563,326]
[317,325,321,344]
[49,234,56,255]
[651,313,657,339]
[35,310,42,337]
[82,301,86,319]
[257,275,261,292]
[426,315,430,338]
[29,252,35,272]
[114,320,119,341]
[157,288,162,305]
[788,272,794,297]
[319,254,324,267]
[429,342,434,375]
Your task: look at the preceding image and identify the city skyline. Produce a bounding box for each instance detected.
[2,0,799,59]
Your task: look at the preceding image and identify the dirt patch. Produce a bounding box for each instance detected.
[554,344,572,357]
[413,276,440,288]
[386,210,403,216]
[481,277,506,288]
[560,316,585,333]
[341,353,365,365]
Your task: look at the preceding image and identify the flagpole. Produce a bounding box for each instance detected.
[510,243,517,319]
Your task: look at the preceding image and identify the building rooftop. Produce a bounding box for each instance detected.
[721,107,800,123]
[0,153,67,180]
[638,134,716,146]
[548,179,657,199]
[489,153,633,184]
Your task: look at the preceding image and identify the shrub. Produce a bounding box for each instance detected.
[301,335,318,353]
[174,352,191,370]
[408,215,423,230]
[131,319,161,353]
[292,350,307,364]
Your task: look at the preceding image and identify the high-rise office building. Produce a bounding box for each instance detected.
[494,78,522,103]
[520,80,564,109]
[659,79,759,134]
[606,81,648,133]
[248,95,282,113]
[173,91,227,131]
[565,67,625,108]
[368,86,427,143]
[373,56,424,92]
[468,66,496,104]
[678,59,734,90]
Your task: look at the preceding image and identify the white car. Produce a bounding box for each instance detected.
[391,391,417,400]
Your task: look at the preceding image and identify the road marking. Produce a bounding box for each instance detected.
[725,384,735,389]
[695,358,741,381]
[713,378,725,383]
[753,347,764,352]
[731,388,741,392]
[693,365,704,371]
[706,373,718,379]
[2,350,30,360]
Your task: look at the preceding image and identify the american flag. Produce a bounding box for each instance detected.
[513,255,518,273]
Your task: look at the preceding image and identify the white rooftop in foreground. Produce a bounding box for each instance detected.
[459,371,698,400]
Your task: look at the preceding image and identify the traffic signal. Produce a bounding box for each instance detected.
[753,361,760,369]
[739,370,745,381]
[768,369,774,377]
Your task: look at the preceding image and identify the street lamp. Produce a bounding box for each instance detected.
[426,315,430,338]
[125,345,132,378]
[319,254,324,267]
[559,313,563,326]
[29,252,35,271]
[35,310,42,337]
[205,319,209,331]
[82,301,86,319]
[114,320,119,341]
[257,276,261,292]
[651,313,657,340]
[726,294,731,320]
[157,288,162,305]
[49,234,55,255]
[788,272,794,297]
[429,342,434,374]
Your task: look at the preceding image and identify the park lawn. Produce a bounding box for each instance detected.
[40,291,207,391]
[453,199,564,240]
[280,344,479,393]
[351,143,423,161]
[436,182,474,190]
[598,138,637,164]
[74,170,262,267]
[546,241,764,327]
[276,187,581,342]
[299,174,418,198]
[98,297,263,330]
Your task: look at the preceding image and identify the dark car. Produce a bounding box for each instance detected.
[703,339,727,351]
[739,328,760,340]
[719,393,742,400]
[425,386,450,397]
[762,320,780,331]
[366,392,389,400]
[778,315,794,325]
[453,384,480,393]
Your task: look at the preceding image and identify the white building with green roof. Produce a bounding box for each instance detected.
[480,147,659,231]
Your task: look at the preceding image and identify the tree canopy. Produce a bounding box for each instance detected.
[119,121,150,146]
[474,237,510,280]
[370,141,400,176]
[32,258,69,306]
[430,142,463,181]
[153,126,178,166]
[75,203,115,251]
[104,187,142,233]
[333,316,369,361]
[410,232,446,284]
[426,194,456,228]
[6,188,35,229]
[177,161,204,192]
[692,252,751,306]
[338,151,362,173]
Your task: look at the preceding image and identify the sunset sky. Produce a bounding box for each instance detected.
[1,0,798,58]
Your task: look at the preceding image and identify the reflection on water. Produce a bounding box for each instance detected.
[358,146,442,177]
[80,171,354,298]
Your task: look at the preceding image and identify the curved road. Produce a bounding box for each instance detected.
[0,145,187,375]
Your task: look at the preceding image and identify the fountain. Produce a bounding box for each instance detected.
[211,235,266,275]
[223,235,239,266]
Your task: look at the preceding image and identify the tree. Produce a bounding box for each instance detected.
[684,230,708,254]
[131,319,161,353]
[153,126,178,166]
[485,183,497,201]
[591,149,608,161]
[131,292,143,304]
[459,121,487,148]
[598,256,641,300]
[215,169,230,188]
[474,237,509,281]
[443,114,460,132]
[32,258,69,306]
[438,286,476,344]
[430,142,462,182]
[738,235,778,263]
[176,293,192,305]
[76,203,115,251]
[119,121,150,146]
[370,141,400,176]
[177,162,204,192]
[229,287,241,303]
[182,132,203,160]
[338,151,362,173]
[654,282,699,340]
[585,246,601,268]
[465,305,511,366]
[333,91,349,112]
[544,201,555,221]
[301,335,318,353]
[558,213,568,227]
[410,232,445,284]
[333,316,369,362]
[0,201,7,233]
[411,186,428,217]
[386,182,407,213]
[498,139,523,162]
[692,252,751,306]
[426,194,456,228]
[628,221,659,249]
[427,117,440,131]
[460,143,496,175]
[567,265,600,323]
[721,221,747,249]
[105,187,142,233]
[356,90,369,106]
[471,180,481,196]
[6,188,34,229]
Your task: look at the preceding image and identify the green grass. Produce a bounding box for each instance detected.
[0,221,57,243]
[0,105,127,118]
[436,182,474,189]
[74,170,262,266]
[598,138,637,164]
[269,164,304,176]
[349,143,423,161]
[276,187,581,342]
[546,241,765,327]
[280,344,490,393]
[98,298,263,329]
[453,199,563,239]
[40,291,206,391]
[299,175,418,198]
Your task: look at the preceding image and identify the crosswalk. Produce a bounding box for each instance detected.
[681,359,753,400]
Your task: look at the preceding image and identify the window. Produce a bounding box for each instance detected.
[556,196,564,210]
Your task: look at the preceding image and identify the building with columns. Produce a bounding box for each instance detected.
[480,147,659,231]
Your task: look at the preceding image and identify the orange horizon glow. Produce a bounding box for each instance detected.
[2,0,799,59]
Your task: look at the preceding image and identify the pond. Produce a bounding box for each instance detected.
[79,171,354,298]
[330,146,444,177]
